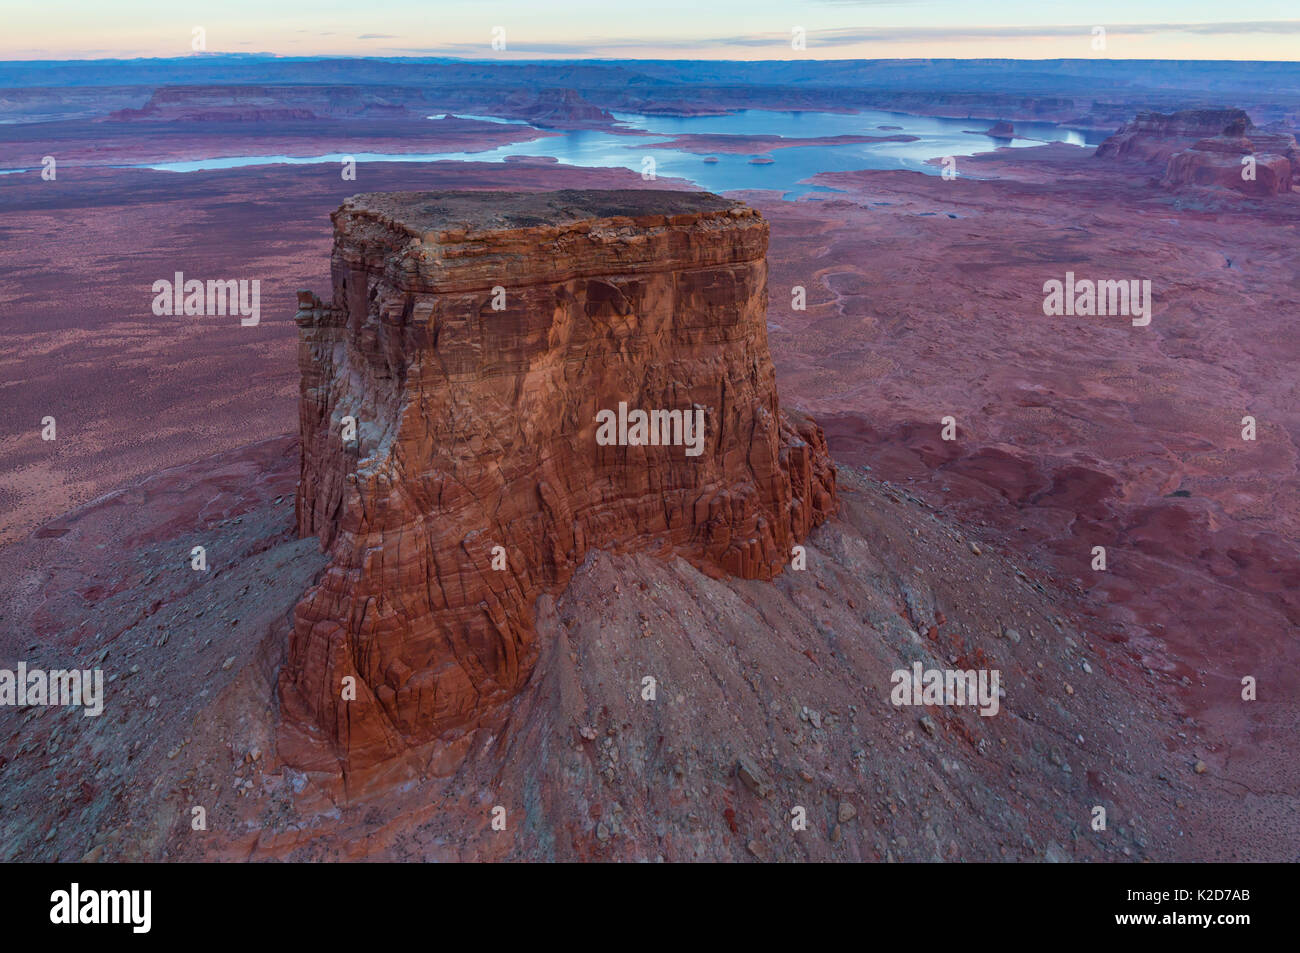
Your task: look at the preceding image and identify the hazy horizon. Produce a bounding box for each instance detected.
[6,52,1300,65]
[4,1,1298,62]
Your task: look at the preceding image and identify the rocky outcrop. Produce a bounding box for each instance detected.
[500,88,613,125]
[282,190,836,787]
[962,121,1015,138]
[1095,109,1253,163]
[1160,117,1297,196]
[1098,109,1296,196]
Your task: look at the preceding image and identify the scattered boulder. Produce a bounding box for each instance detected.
[736,756,774,799]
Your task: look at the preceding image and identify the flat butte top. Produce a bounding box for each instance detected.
[338,189,756,241]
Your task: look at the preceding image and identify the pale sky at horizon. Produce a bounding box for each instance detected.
[3,0,1298,61]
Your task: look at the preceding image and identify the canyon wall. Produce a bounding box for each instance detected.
[1161,123,1297,196]
[1095,109,1254,163]
[1098,109,1297,196]
[282,190,836,787]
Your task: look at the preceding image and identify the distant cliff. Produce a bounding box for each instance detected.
[499,88,614,125]
[108,84,417,121]
[1162,122,1297,196]
[1098,109,1297,196]
[1095,109,1253,162]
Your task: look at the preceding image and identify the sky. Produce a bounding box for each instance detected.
[3,0,1299,61]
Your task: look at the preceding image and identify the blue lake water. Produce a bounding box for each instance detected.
[1,109,1101,196]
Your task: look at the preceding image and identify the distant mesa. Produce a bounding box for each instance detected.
[748,155,775,165]
[284,189,836,787]
[498,87,613,126]
[1162,118,1297,196]
[702,155,720,164]
[107,84,414,122]
[1098,109,1298,196]
[961,121,1014,138]
[1097,108,1253,163]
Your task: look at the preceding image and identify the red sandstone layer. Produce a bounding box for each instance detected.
[1095,109,1256,163]
[1162,132,1297,196]
[283,190,836,786]
[1096,108,1298,196]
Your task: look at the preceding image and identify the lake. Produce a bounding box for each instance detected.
[3,109,1101,196]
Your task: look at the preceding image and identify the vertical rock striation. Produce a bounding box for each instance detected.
[282,190,836,787]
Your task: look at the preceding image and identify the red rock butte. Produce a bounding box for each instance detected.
[1097,108,1298,196]
[282,189,837,787]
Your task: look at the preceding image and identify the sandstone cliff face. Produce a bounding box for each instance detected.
[1095,109,1254,163]
[1098,109,1296,196]
[1161,131,1297,196]
[283,190,836,786]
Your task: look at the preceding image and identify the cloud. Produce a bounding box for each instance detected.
[389,20,1300,56]
[715,21,1300,48]
[358,34,398,40]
